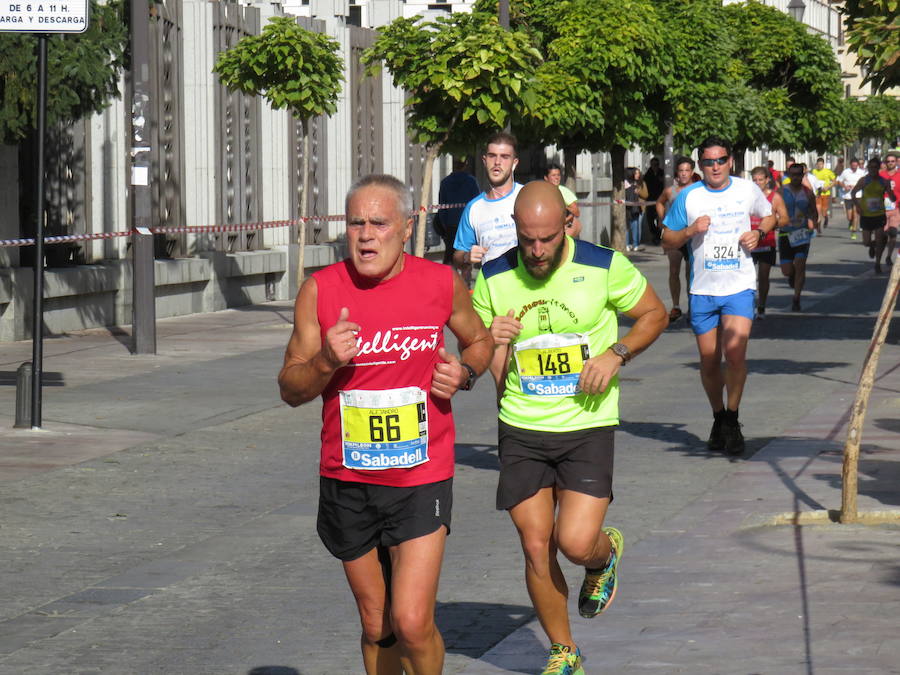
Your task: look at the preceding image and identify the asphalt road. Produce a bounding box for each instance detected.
[0,214,897,674]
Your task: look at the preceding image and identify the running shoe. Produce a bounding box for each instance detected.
[541,643,584,675]
[875,262,883,274]
[791,299,801,312]
[669,307,683,322]
[850,233,858,240]
[708,412,726,452]
[722,416,745,455]
[578,527,623,618]
[756,307,766,320]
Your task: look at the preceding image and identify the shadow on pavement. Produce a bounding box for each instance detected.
[247,667,301,675]
[619,420,774,461]
[438,600,536,661]
[456,443,499,471]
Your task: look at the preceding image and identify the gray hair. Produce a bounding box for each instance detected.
[345,174,413,221]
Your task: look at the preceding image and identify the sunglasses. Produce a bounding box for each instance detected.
[700,156,729,167]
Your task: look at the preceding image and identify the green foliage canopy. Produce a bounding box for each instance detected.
[0,0,127,144]
[213,15,343,120]
[845,95,900,143]
[361,10,543,155]
[841,0,900,93]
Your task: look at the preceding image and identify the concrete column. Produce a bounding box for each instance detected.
[182,0,218,252]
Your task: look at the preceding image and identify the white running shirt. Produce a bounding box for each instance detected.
[839,167,867,198]
[453,183,523,263]
[663,177,772,296]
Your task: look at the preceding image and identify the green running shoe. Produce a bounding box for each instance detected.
[541,643,585,675]
[578,526,623,618]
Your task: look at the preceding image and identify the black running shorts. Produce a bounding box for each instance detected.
[859,215,887,232]
[317,476,452,562]
[751,249,777,266]
[496,420,614,511]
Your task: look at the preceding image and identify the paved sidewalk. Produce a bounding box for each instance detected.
[0,215,898,674]
[464,359,900,674]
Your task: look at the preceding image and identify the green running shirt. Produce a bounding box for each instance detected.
[472,238,647,432]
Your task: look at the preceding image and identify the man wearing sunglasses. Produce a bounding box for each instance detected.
[661,137,776,455]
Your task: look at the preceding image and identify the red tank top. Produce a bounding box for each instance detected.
[751,190,777,250]
[314,254,455,487]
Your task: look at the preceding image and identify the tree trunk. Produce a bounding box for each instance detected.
[610,145,627,251]
[563,146,578,190]
[840,258,900,523]
[296,119,309,288]
[732,144,747,177]
[414,144,440,258]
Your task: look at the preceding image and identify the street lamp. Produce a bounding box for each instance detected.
[787,0,806,23]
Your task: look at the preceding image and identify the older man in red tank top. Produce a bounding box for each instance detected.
[278,174,492,675]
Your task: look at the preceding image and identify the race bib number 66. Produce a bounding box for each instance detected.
[340,387,429,470]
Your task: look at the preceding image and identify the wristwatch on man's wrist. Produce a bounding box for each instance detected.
[459,362,477,391]
[609,342,632,365]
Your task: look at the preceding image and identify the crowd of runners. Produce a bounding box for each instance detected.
[277,134,898,675]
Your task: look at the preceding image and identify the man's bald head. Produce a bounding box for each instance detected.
[514,180,568,227]
[513,180,569,279]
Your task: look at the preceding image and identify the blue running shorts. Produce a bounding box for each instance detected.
[689,289,756,335]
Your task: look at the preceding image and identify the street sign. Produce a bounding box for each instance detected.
[0,0,88,33]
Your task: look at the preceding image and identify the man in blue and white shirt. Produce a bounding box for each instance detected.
[453,131,523,270]
[662,137,775,456]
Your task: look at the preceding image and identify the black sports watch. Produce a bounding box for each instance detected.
[609,342,632,365]
[459,362,477,391]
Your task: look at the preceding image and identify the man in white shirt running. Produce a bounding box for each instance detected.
[453,132,524,273]
[838,157,867,240]
[661,137,776,455]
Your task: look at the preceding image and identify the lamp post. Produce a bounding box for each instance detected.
[787,0,806,23]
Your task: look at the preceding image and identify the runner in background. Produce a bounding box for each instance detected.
[838,158,867,240]
[655,156,698,323]
[879,151,900,266]
[853,157,896,275]
[662,137,775,455]
[811,157,836,231]
[544,162,583,239]
[780,163,818,311]
[750,167,788,319]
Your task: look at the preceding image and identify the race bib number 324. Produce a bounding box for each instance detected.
[704,234,740,271]
[340,387,428,470]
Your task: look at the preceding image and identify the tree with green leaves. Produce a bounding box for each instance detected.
[0,0,127,144]
[719,1,848,160]
[362,10,542,257]
[484,0,666,249]
[214,15,343,281]
[841,0,900,93]
[845,95,900,148]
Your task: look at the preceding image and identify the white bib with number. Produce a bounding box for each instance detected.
[787,228,813,246]
[703,233,740,271]
[339,387,428,470]
[513,333,590,397]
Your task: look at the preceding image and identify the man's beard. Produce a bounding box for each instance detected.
[523,238,566,279]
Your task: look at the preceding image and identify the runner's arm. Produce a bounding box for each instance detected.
[805,187,819,228]
[662,215,710,250]
[432,273,494,398]
[655,187,670,222]
[771,192,788,230]
[278,278,359,407]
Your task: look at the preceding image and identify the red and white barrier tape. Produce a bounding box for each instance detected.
[0,199,651,249]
